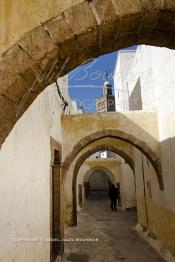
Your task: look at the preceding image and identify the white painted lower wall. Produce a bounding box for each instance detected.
[120,162,136,209]
[126,45,175,212]
[113,45,175,256]
[0,82,71,261]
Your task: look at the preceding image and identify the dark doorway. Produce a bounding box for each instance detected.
[116,183,121,206]
[78,184,83,208]
[50,149,62,261]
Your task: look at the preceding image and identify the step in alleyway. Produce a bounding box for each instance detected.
[61,192,164,262]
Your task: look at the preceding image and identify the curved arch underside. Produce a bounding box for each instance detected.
[1,0,175,145]
[63,129,163,190]
[72,144,135,187]
[84,166,116,184]
[71,143,135,226]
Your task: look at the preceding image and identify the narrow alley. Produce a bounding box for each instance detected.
[62,192,164,262]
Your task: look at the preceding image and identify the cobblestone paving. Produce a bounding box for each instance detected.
[62,192,164,262]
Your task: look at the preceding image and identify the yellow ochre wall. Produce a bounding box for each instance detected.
[0,0,84,55]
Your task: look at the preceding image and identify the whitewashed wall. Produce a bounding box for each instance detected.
[114,50,136,111]
[127,45,175,211]
[113,47,175,256]
[0,77,75,261]
[120,161,136,209]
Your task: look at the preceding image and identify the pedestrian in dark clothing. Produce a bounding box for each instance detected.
[109,184,118,211]
[84,182,90,199]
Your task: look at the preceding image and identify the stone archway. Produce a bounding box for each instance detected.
[1,0,175,146]
[84,165,116,191]
[69,144,135,226]
[63,129,163,191]
[81,166,116,207]
[84,166,117,185]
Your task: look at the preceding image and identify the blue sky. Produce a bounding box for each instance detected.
[68,46,137,112]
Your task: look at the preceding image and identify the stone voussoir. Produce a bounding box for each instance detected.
[77,29,100,65]
[137,10,159,42]
[112,0,142,16]
[110,129,131,140]
[118,13,143,34]
[134,140,148,150]
[63,1,98,35]
[19,26,58,63]
[6,47,46,92]
[139,0,163,10]
[44,16,75,45]
[4,44,39,76]
[3,77,30,104]
[114,32,138,51]
[99,21,119,54]
[0,58,21,93]
[155,10,175,32]
[138,10,159,32]
[78,138,89,149]
[70,149,80,160]
[146,150,160,161]
[83,152,91,159]
[90,131,105,141]
[147,30,174,48]
[0,96,18,120]
[163,0,175,10]
[58,38,79,74]
[80,135,93,146]
[90,0,119,25]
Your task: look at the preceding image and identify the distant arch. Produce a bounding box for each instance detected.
[84,166,116,185]
[70,143,135,225]
[63,129,163,191]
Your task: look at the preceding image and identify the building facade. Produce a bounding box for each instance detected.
[114,50,136,112]
[113,45,175,259]
[96,80,116,112]
[95,78,116,158]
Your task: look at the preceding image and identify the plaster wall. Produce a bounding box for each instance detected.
[61,111,160,161]
[114,50,136,111]
[88,171,109,191]
[134,148,175,256]
[0,0,83,55]
[127,45,175,211]
[114,46,175,256]
[78,159,120,185]
[57,75,78,115]
[120,161,136,209]
[64,157,78,225]
[0,78,75,261]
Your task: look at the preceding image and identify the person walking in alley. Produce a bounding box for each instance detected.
[109,184,119,211]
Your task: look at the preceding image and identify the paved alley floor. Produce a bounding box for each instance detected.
[61,192,164,262]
